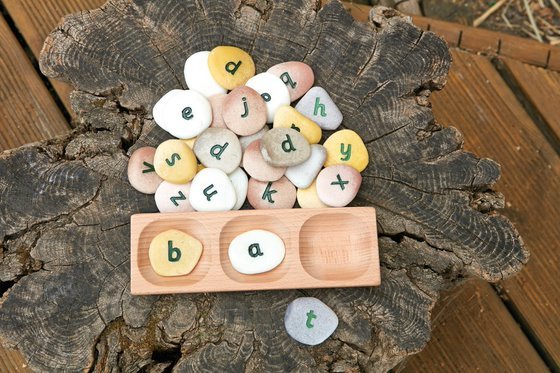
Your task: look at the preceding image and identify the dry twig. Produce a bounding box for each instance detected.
[523,0,543,42]
[474,0,508,27]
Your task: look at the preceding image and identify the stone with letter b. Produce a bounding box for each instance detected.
[148,229,203,277]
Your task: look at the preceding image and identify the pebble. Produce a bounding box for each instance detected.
[229,167,249,210]
[208,46,255,90]
[154,181,194,213]
[296,180,328,209]
[260,128,311,167]
[149,229,203,277]
[246,72,290,123]
[285,144,326,189]
[239,126,269,151]
[242,140,286,182]
[323,129,369,172]
[153,140,198,184]
[273,105,322,144]
[222,86,267,136]
[127,147,163,194]
[228,230,285,275]
[189,168,237,211]
[208,94,228,128]
[284,297,338,346]
[152,89,212,139]
[184,51,227,98]
[247,177,296,209]
[182,137,197,149]
[295,87,343,130]
[267,61,314,102]
[193,128,242,174]
[316,165,362,207]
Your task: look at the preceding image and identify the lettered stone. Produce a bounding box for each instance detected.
[273,105,321,144]
[153,89,212,139]
[189,168,236,211]
[246,72,290,123]
[193,128,242,174]
[323,129,369,172]
[208,46,255,90]
[209,94,228,128]
[260,128,310,167]
[154,181,194,213]
[247,177,296,209]
[295,87,343,130]
[229,167,248,210]
[149,229,203,277]
[184,51,227,98]
[316,165,362,207]
[154,140,198,184]
[239,126,269,151]
[267,61,314,101]
[182,137,196,149]
[285,144,326,189]
[228,230,285,275]
[297,180,328,209]
[284,297,338,346]
[222,86,267,136]
[127,147,163,194]
[242,140,285,182]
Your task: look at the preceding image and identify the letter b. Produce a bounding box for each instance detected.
[168,240,181,262]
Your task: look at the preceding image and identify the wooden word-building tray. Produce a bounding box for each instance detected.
[130,207,380,295]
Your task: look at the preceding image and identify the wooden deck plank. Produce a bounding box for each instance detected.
[502,58,560,145]
[2,0,104,113]
[422,49,560,368]
[0,14,69,151]
[400,281,548,372]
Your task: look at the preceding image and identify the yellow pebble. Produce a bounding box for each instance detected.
[208,46,255,90]
[154,139,198,184]
[323,130,369,172]
[297,180,328,209]
[197,163,206,173]
[273,105,322,144]
[149,229,203,277]
[182,137,197,149]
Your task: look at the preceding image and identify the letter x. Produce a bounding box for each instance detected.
[331,174,349,190]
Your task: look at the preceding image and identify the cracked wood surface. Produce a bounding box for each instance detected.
[0,1,528,371]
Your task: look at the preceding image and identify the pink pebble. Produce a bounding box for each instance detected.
[242,140,286,182]
[127,147,163,194]
[209,94,227,128]
[316,165,362,207]
[247,177,296,209]
[154,181,195,212]
[267,61,314,102]
[222,86,267,136]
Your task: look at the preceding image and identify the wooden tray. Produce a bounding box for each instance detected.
[130,207,380,295]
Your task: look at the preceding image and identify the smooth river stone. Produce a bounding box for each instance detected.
[246,72,290,123]
[208,46,255,90]
[285,144,326,189]
[228,229,285,275]
[295,87,343,130]
[149,229,203,277]
[247,177,296,209]
[208,94,228,128]
[189,168,237,211]
[184,51,227,98]
[323,129,369,172]
[222,86,267,136]
[182,137,196,149]
[242,140,286,182]
[155,181,194,213]
[152,89,212,139]
[297,180,328,209]
[229,167,248,210]
[260,128,311,167]
[284,297,338,346]
[267,61,314,102]
[273,105,322,144]
[239,126,269,151]
[193,128,242,174]
[127,147,163,194]
[154,140,198,184]
[316,165,362,207]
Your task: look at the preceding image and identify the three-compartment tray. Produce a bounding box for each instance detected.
[130,207,380,295]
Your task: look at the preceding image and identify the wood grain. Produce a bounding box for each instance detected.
[412,48,560,369]
[2,0,104,112]
[502,58,560,144]
[401,280,548,372]
[0,14,68,150]
[131,208,380,294]
[0,346,29,373]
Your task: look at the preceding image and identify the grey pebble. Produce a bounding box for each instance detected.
[193,128,242,174]
[260,127,310,167]
[284,297,338,346]
[295,86,343,130]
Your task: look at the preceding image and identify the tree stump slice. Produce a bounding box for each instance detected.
[0,1,528,371]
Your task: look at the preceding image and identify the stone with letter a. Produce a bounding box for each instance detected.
[228,229,286,275]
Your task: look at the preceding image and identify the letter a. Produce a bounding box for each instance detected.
[248,243,264,258]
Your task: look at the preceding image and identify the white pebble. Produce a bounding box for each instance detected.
[228,229,285,274]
